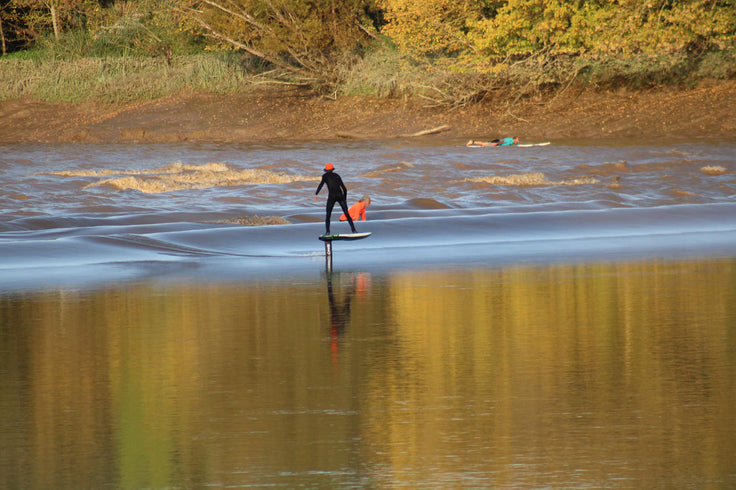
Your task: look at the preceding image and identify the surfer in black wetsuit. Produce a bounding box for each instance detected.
[314,163,357,234]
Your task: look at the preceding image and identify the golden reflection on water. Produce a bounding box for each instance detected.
[1,259,734,488]
[370,261,736,487]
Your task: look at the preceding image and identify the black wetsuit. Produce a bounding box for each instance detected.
[315,170,356,234]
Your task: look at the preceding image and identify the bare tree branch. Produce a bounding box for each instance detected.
[181,0,374,88]
[182,6,305,76]
[200,0,271,34]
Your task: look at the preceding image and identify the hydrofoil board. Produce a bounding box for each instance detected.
[319,232,372,241]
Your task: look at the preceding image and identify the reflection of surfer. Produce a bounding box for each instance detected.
[326,272,371,365]
[327,273,356,365]
[340,195,371,222]
[467,137,520,147]
[314,163,357,234]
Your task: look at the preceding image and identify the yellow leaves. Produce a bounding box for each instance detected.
[489,62,509,74]
[380,0,481,58]
[437,0,731,82]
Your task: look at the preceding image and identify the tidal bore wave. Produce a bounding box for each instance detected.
[1,203,734,291]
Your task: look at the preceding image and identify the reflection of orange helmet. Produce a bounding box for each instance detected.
[356,273,371,300]
[325,163,334,171]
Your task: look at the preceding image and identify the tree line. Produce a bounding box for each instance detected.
[2,0,735,100]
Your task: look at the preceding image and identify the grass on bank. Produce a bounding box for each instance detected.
[338,43,736,107]
[0,52,259,104]
[2,42,735,107]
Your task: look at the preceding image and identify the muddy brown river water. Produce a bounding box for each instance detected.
[1,140,735,487]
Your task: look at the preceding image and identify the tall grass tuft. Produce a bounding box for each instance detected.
[0,52,256,104]
[336,43,490,107]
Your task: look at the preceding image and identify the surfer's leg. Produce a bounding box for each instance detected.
[325,198,337,233]
[339,199,357,233]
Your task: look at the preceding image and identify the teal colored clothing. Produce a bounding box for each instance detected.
[495,137,517,146]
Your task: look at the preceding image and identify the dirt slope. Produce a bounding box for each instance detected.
[1,81,734,144]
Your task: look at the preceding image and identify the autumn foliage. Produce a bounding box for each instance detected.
[1,0,735,101]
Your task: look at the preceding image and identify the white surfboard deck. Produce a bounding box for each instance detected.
[319,232,372,241]
[466,142,551,148]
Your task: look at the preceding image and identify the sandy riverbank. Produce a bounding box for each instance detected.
[1,80,735,144]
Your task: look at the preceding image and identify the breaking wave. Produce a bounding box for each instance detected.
[43,162,312,193]
[466,172,599,186]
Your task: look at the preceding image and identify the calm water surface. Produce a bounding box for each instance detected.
[1,140,735,487]
[2,259,735,488]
